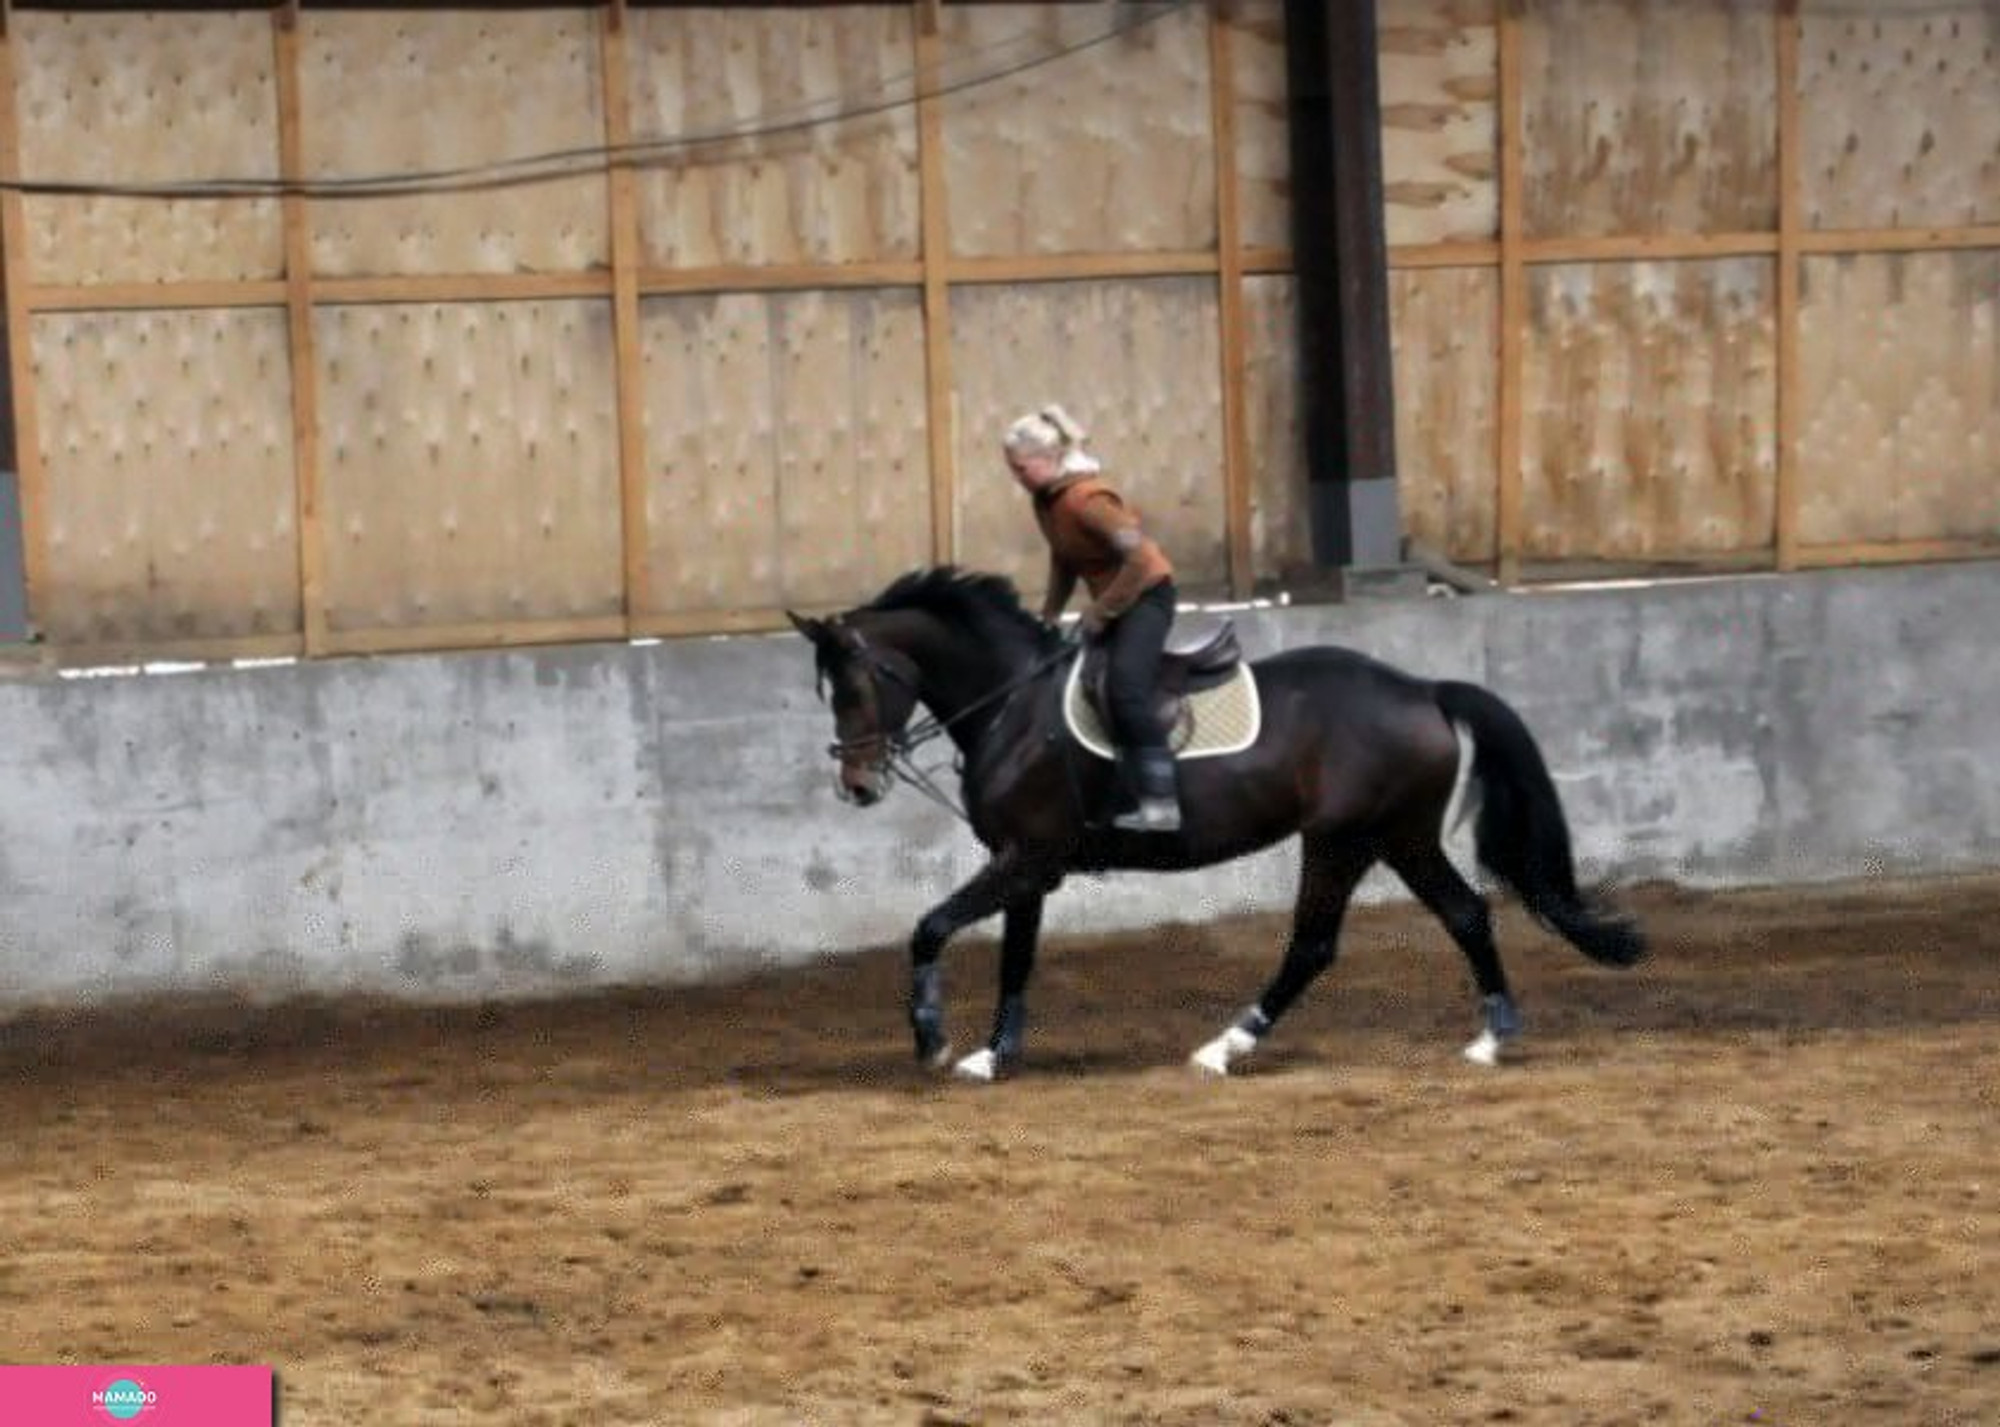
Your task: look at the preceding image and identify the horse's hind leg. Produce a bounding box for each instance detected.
[1191,834,1374,1077]
[1383,839,1521,1067]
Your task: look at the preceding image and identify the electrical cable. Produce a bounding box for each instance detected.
[0,1,1194,201]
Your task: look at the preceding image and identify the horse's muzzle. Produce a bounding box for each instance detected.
[836,768,887,807]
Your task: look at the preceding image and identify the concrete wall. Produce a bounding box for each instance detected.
[1,563,1995,1010]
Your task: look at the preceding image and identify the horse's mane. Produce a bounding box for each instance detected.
[861,566,1062,658]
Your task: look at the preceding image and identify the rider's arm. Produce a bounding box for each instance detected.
[1078,497,1166,622]
[1040,556,1078,625]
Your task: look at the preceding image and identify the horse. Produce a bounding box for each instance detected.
[788,566,1644,1081]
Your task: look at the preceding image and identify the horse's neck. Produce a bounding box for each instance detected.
[892,616,1032,753]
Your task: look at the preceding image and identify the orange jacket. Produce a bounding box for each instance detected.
[1032,475,1174,618]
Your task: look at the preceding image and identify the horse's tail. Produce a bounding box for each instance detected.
[1433,681,1647,968]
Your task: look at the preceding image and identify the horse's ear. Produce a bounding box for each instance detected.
[786,610,825,643]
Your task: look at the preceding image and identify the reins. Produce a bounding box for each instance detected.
[829,632,1076,824]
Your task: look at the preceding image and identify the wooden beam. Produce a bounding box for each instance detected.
[943,251,1218,285]
[319,615,630,658]
[914,1,955,565]
[1389,241,1500,270]
[601,0,649,628]
[22,212,1996,321]
[1774,0,1801,572]
[1494,0,1525,587]
[274,1,326,656]
[1798,540,2000,569]
[19,216,1998,321]
[631,607,798,640]
[1523,232,1780,264]
[637,260,923,295]
[49,632,306,672]
[0,7,49,640]
[1508,549,1780,584]
[1209,5,1252,597]
[1797,225,2000,255]
[312,272,610,306]
[27,280,291,313]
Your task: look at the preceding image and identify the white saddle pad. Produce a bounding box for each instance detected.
[1062,657,1262,762]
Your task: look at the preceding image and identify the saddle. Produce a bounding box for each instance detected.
[1080,618,1243,743]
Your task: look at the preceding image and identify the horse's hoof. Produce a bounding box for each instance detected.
[953,1047,1000,1082]
[1189,1045,1231,1078]
[1190,1025,1255,1078]
[918,1040,954,1072]
[1461,1029,1504,1067]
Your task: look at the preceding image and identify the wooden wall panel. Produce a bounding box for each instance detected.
[1799,2,2000,230]
[626,7,918,269]
[942,3,1214,258]
[299,12,608,277]
[16,12,282,285]
[1380,0,1499,246]
[1522,0,1777,239]
[31,309,297,643]
[1393,266,1499,563]
[1228,0,1292,254]
[1241,274,1310,581]
[769,290,930,606]
[1797,250,2000,545]
[949,277,1226,600]
[314,301,622,632]
[635,293,777,613]
[639,289,930,613]
[1522,259,1776,558]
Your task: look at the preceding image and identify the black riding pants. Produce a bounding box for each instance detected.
[1101,579,1177,752]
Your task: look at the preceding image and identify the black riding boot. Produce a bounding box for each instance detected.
[1113,747,1181,834]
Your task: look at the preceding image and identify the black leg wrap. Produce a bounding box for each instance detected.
[910,963,947,1062]
[989,994,1027,1062]
[1482,992,1522,1039]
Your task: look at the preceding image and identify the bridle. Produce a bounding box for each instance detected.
[824,626,1074,822]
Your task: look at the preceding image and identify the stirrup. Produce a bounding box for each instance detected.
[1113,796,1182,834]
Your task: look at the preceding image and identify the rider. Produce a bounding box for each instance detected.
[1002,404,1181,834]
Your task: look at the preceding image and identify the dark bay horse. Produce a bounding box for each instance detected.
[790,567,1644,1081]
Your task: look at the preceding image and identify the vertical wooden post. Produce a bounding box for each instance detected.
[274,1,327,656]
[1773,0,1801,572]
[1284,0,1402,577]
[914,0,957,566]
[1494,0,1526,587]
[601,0,650,625]
[0,0,51,641]
[1210,7,1253,598]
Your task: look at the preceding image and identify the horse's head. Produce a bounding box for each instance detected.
[788,610,922,808]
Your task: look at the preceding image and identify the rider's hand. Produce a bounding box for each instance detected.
[1079,605,1110,639]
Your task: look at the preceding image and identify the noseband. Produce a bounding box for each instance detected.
[824,633,921,763]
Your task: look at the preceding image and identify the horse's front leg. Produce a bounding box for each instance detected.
[950,893,1044,1083]
[908,858,1018,1068]
[908,855,1059,1074]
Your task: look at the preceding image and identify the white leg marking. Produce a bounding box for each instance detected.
[953,1047,999,1082]
[1462,1028,1503,1067]
[1190,1024,1259,1078]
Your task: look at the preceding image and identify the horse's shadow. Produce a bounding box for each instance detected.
[2,878,1995,1101]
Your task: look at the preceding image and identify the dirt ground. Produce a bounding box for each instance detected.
[0,873,1995,1426]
